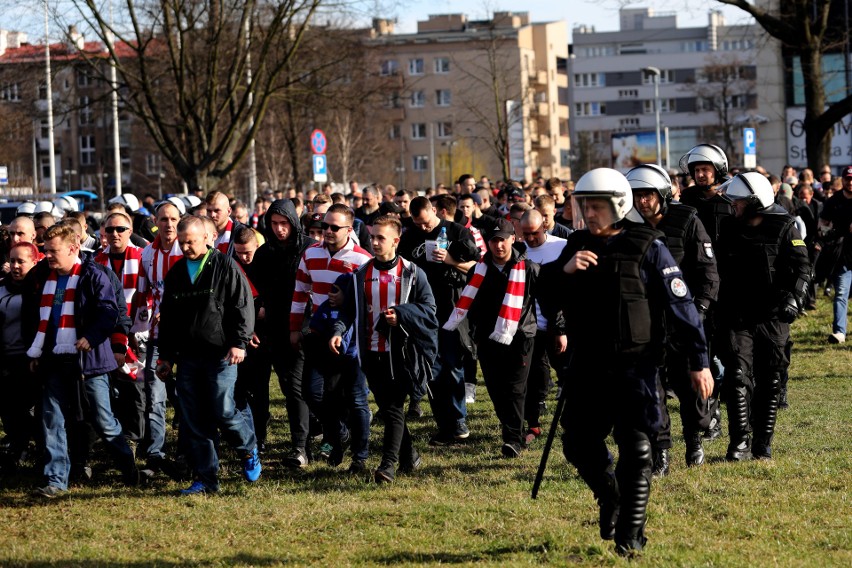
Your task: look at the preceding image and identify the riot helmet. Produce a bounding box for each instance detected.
[574,168,645,226]
[626,163,673,215]
[679,143,728,184]
[718,172,774,217]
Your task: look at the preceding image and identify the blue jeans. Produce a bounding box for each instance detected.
[42,358,135,490]
[175,355,256,491]
[429,328,468,434]
[832,265,852,335]
[143,340,168,460]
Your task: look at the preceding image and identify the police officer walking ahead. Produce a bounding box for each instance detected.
[548,168,713,556]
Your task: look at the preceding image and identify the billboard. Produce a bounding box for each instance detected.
[611,130,666,172]
[786,107,852,168]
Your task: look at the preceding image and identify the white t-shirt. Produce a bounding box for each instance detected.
[524,234,567,331]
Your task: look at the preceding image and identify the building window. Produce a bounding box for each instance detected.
[389,124,401,139]
[79,96,92,125]
[574,102,606,116]
[40,156,51,180]
[77,68,92,87]
[38,82,48,100]
[409,91,425,108]
[618,89,639,98]
[434,57,450,74]
[146,153,161,175]
[436,89,451,107]
[380,60,399,76]
[559,119,569,137]
[682,41,707,53]
[408,58,424,75]
[573,73,604,88]
[411,123,427,139]
[40,119,50,139]
[437,122,453,138]
[80,135,95,165]
[384,92,402,108]
[643,99,676,113]
[619,117,640,128]
[412,155,428,171]
[1,82,20,102]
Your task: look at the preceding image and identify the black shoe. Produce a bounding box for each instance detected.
[70,464,93,483]
[147,456,184,482]
[685,432,705,467]
[374,461,395,484]
[615,536,647,557]
[328,431,352,467]
[726,439,752,462]
[501,442,522,458]
[752,439,772,460]
[599,500,619,540]
[398,450,422,474]
[284,448,309,468]
[347,459,367,475]
[428,432,457,446]
[405,400,423,420]
[651,448,669,478]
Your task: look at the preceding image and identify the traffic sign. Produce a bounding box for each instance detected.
[743,128,756,169]
[310,129,327,155]
[313,153,328,183]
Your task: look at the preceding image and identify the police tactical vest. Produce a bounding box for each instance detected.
[658,203,697,265]
[567,226,661,357]
[680,189,732,245]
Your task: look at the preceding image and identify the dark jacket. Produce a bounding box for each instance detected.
[23,256,121,377]
[158,248,254,361]
[333,257,438,398]
[466,248,541,345]
[252,199,317,340]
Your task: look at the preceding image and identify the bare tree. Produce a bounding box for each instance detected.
[64,0,322,192]
[716,0,852,169]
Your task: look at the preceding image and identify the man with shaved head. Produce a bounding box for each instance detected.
[205,191,246,257]
[8,217,37,245]
[518,209,568,444]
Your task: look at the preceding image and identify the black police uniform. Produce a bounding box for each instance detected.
[549,223,709,552]
[716,204,810,459]
[651,202,720,468]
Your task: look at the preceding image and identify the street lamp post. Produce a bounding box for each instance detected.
[642,66,663,167]
[442,140,458,185]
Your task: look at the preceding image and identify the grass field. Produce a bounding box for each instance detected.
[0,302,850,567]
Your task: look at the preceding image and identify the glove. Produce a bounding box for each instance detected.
[778,294,799,323]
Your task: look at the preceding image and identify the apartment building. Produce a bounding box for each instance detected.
[569,8,788,175]
[365,12,570,188]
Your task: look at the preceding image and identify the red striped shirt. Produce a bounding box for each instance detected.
[364,260,405,352]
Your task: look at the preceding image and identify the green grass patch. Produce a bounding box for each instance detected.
[1,301,851,566]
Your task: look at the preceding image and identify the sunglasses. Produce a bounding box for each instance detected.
[321,222,350,232]
[105,226,131,234]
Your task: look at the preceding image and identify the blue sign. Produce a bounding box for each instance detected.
[312,154,328,182]
[310,129,327,155]
[743,128,756,155]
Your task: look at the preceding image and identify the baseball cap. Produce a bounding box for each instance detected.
[488,218,515,241]
[307,212,324,229]
[842,166,852,179]
[508,188,526,201]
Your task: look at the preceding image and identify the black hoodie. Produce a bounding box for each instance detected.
[252,199,317,340]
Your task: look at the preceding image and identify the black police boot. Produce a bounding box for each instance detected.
[573,462,619,541]
[614,432,652,555]
[726,380,752,462]
[702,397,722,441]
[778,388,789,410]
[752,373,781,460]
[651,447,669,478]
[685,430,705,467]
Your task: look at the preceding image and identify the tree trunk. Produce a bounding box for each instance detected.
[801,46,831,170]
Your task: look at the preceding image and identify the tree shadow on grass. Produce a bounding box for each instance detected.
[364,540,571,565]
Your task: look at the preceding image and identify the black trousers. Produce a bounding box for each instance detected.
[0,354,41,458]
[653,344,714,450]
[268,340,308,450]
[525,330,570,429]
[362,351,414,466]
[111,373,145,443]
[478,335,534,446]
[235,345,272,445]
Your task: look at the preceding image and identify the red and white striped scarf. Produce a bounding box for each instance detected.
[470,226,487,256]
[364,259,405,352]
[215,219,233,254]
[250,213,260,229]
[443,258,526,345]
[95,245,142,315]
[144,238,183,338]
[27,258,83,358]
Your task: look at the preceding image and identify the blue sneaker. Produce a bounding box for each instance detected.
[180,481,211,496]
[243,448,262,482]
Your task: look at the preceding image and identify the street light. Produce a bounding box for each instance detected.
[642,66,662,167]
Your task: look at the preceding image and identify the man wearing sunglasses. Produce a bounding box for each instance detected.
[94,212,147,453]
[289,203,372,471]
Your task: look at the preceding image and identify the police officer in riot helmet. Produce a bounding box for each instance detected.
[716,172,810,461]
[679,144,734,244]
[547,168,713,555]
[628,164,720,475]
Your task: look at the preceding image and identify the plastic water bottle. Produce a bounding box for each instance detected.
[436,226,449,250]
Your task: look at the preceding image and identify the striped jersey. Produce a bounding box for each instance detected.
[289,238,372,332]
[138,238,184,339]
[214,219,233,254]
[363,259,405,352]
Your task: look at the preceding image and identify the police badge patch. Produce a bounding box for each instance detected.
[670,277,688,298]
[703,242,714,259]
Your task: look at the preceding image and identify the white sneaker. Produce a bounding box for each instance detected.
[464,383,476,404]
[829,332,846,344]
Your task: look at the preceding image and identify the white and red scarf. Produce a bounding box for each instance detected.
[95,245,142,315]
[215,219,234,254]
[28,258,83,358]
[443,258,526,345]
